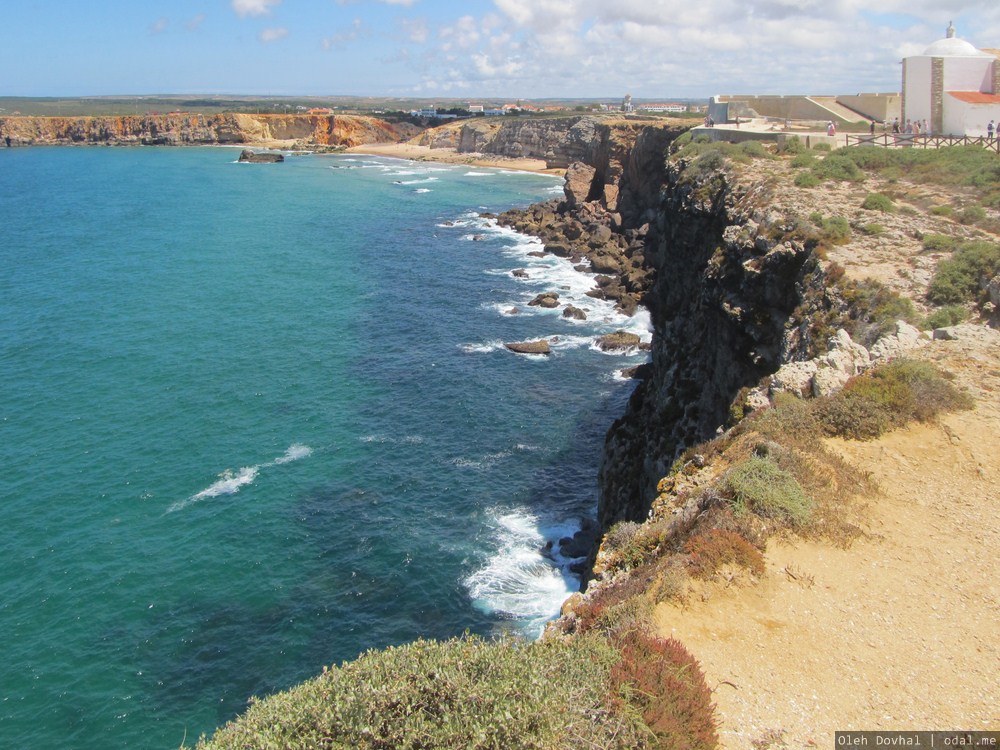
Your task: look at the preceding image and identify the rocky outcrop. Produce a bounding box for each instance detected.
[505,340,552,355]
[238,150,283,163]
[0,113,407,147]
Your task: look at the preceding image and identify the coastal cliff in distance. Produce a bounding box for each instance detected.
[0,112,412,147]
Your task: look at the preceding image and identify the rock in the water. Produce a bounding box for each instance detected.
[505,339,551,355]
[238,149,284,163]
[528,292,560,308]
[512,268,529,279]
[563,305,588,320]
[596,331,641,351]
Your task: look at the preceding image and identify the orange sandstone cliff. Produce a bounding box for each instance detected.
[0,113,410,147]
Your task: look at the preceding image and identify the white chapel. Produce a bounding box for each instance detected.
[902,22,1000,135]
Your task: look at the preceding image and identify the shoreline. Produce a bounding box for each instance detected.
[344,142,565,176]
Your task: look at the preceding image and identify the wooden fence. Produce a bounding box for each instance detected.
[845,133,1000,154]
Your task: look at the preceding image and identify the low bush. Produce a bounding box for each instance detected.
[927,240,1000,306]
[930,205,954,217]
[684,528,765,579]
[958,205,987,225]
[794,171,820,188]
[723,456,813,527]
[790,151,816,169]
[922,233,960,253]
[811,213,852,245]
[860,223,885,235]
[190,635,648,750]
[816,359,973,440]
[839,277,917,346]
[861,193,895,212]
[922,304,968,330]
[611,632,719,750]
[811,153,864,182]
[777,135,806,155]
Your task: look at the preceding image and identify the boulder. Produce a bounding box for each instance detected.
[563,162,597,208]
[587,225,614,248]
[769,360,818,397]
[869,321,927,364]
[528,292,560,308]
[238,150,284,163]
[544,242,574,258]
[505,340,551,355]
[596,331,641,352]
[511,268,529,279]
[589,252,623,275]
[812,329,872,396]
[563,305,588,320]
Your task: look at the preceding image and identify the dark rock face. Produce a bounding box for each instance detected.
[238,150,284,163]
[563,305,588,320]
[490,121,826,543]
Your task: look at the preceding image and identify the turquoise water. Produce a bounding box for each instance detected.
[0,146,650,748]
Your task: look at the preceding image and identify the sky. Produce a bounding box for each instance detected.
[2,1,1000,99]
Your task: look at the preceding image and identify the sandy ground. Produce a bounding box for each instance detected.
[344,142,563,175]
[655,329,1000,748]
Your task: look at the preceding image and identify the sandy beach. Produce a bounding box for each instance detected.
[344,141,564,175]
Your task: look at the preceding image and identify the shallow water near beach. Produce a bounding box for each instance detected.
[0,146,649,748]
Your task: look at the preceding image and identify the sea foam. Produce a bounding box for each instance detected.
[168,444,312,513]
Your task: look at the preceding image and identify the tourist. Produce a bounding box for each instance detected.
[826,121,836,137]
[989,120,996,140]
[892,118,900,134]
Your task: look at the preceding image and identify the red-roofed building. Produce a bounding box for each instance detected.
[902,22,1000,135]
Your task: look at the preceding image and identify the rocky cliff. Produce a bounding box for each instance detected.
[0,113,409,147]
[497,126,830,532]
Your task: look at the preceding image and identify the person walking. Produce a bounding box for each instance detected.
[989,120,996,140]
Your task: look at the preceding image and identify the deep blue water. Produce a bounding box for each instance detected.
[0,146,650,748]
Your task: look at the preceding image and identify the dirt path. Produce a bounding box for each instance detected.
[654,330,1000,748]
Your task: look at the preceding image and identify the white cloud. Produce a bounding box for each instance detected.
[322,18,367,50]
[231,0,282,18]
[259,27,289,43]
[185,14,206,32]
[406,0,1000,96]
[149,17,169,35]
[399,17,429,44]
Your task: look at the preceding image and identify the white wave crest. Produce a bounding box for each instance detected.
[464,510,582,638]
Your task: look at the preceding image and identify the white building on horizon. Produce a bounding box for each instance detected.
[902,22,1000,135]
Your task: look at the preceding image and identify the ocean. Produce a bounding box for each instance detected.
[0,146,650,748]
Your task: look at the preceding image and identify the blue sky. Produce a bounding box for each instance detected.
[2,1,999,99]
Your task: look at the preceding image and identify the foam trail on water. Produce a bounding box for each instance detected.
[168,443,312,513]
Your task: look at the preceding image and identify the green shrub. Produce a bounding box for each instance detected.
[815,214,852,244]
[922,304,968,330]
[611,632,718,750]
[684,529,765,579]
[723,456,813,527]
[922,233,960,253]
[778,135,805,154]
[191,635,648,750]
[958,205,987,225]
[839,278,917,346]
[927,240,1000,305]
[930,205,954,217]
[861,193,896,212]
[794,171,820,187]
[816,359,973,440]
[737,140,774,160]
[812,143,832,152]
[810,153,864,182]
[860,223,885,236]
[790,151,816,168]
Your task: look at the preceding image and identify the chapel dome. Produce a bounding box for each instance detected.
[923,36,987,56]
